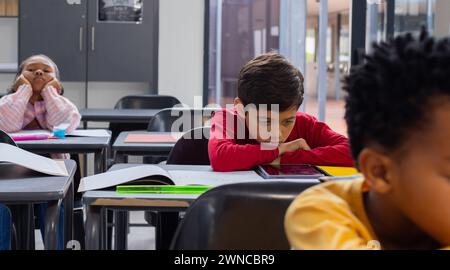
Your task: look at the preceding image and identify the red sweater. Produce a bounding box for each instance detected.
[208,109,354,172]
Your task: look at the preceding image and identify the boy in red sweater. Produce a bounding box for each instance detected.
[208,52,353,172]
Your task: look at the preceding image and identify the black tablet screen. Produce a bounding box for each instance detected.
[261,164,323,176]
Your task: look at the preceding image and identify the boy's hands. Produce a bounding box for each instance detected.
[269,139,310,165]
[278,138,311,155]
[270,139,310,165]
[270,157,281,166]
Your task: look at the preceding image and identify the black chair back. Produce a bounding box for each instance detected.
[0,130,17,146]
[147,107,219,132]
[143,108,218,164]
[170,181,318,250]
[109,95,181,142]
[166,127,210,165]
[114,95,180,110]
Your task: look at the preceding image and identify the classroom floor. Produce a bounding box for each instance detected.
[35,211,155,250]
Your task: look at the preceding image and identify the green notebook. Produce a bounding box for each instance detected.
[116,185,211,194]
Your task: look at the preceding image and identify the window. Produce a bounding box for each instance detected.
[395,0,435,35]
[206,0,280,106]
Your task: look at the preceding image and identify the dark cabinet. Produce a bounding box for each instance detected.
[19,0,87,81]
[19,0,158,86]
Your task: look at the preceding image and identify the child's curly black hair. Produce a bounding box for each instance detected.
[344,29,450,161]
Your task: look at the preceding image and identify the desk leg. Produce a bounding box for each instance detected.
[44,200,61,250]
[156,212,180,250]
[63,182,74,249]
[101,208,109,250]
[9,204,34,250]
[106,210,113,250]
[114,211,129,250]
[115,152,127,164]
[82,120,88,177]
[94,151,100,175]
[85,205,102,250]
[103,144,114,250]
[94,150,105,174]
[103,148,108,172]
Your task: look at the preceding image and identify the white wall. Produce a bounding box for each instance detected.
[158,0,205,107]
[0,17,18,95]
[0,73,14,93]
[435,0,450,38]
[87,82,150,109]
[0,18,17,64]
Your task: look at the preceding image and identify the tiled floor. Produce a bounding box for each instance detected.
[35,211,155,250]
[125,212,155,250]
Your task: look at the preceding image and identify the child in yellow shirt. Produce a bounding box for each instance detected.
[285,30,450,250]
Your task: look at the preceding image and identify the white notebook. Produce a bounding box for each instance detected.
[0,143,68,176]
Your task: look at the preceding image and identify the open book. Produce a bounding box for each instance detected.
[78,165,264,192]
[0,143,68,176]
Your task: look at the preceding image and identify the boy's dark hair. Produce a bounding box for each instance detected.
[237,52,304,111]
[344,30,450,160]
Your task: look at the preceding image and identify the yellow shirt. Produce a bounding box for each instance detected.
[285,179,450,250]
[284,178,380,250]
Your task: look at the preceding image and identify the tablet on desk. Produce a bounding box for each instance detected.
[256,164,329,179]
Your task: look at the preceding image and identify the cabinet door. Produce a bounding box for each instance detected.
[87,0,158,87]
[19,0,87,81]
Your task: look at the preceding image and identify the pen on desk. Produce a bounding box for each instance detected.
[12,135,50,141]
